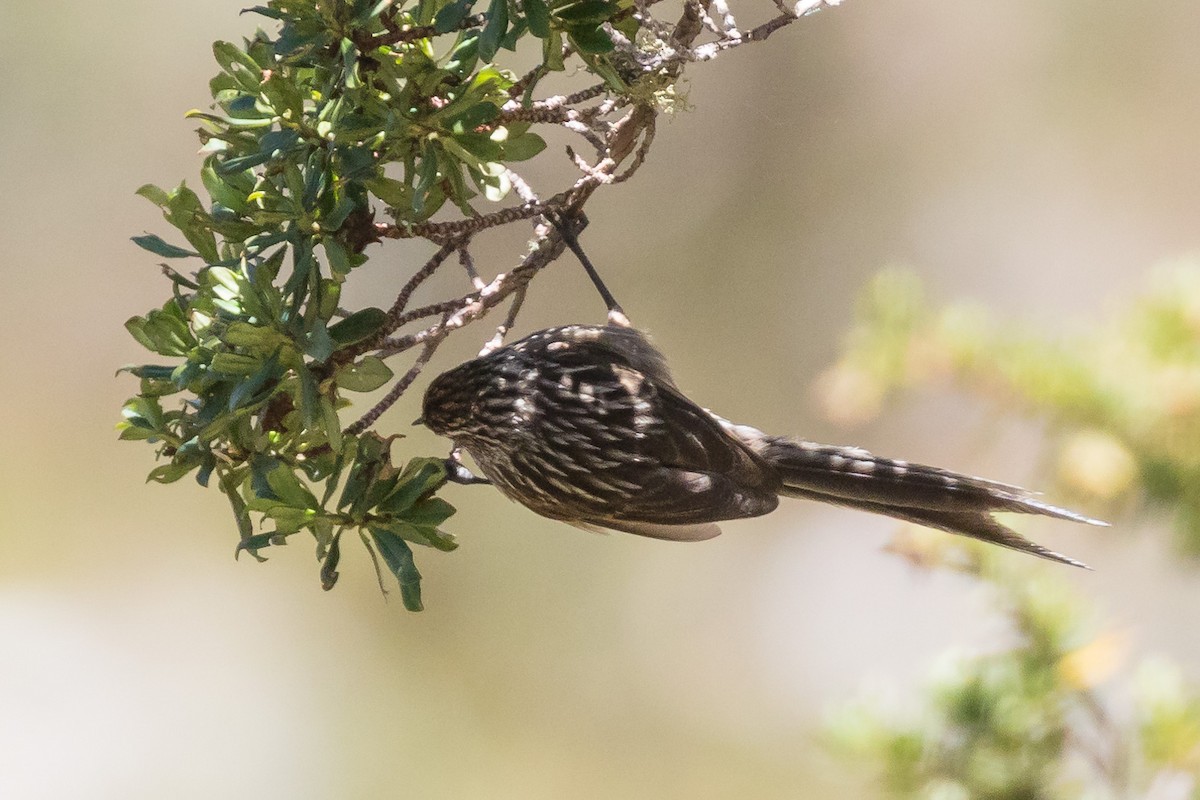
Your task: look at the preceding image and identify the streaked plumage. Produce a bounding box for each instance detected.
[421,323,1103,567]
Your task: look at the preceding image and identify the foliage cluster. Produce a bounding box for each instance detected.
[830,535,1200,799]
[818,265,1200,555]
[118,0,827,607]
[118,0,645,609]
[823,268,1200,797]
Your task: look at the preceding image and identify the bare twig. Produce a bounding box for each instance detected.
[340,0,838,435]
[383,240,459,329]
[459,246,484,290]
[504,168,538,205]
[346,332,445,435]
[613,115,657,183]
[479,285,528,356]
[375,227,569,359]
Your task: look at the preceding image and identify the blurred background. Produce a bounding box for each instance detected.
[2,1,1199,796]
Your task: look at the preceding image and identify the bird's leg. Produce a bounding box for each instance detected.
[444,447,491,485]
[546,211,631,328]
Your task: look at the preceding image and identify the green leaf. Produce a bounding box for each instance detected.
[136,184,171,207]
[447,101,501,134]
[224,321,290,352]
[211,351,263,375]
[298,363,321,426]
[324,195,359,231]
[265,464,320,509]
[206,266,243,298]
[235,532,278,556]
[406,496,457,528]
[228,352,281,409]
[357,0,394,24]
[478,0,509,61]
[525,0,551,37]
[337,356,394,392]
[220,469,258,558]
[364,177,413,208]
[258,504,313,535]
[434,0,477,33]
[328,307,388,347]
[242,6,285,20]
[442,134,503,167]
[339,38,360,90]
[414,144,441,216]
[567,24,614,54]
[201,160,250,213]
[553,0,615,24]
[320,530,342,590]
[132,235,198,260]
[317,278,342,320]
[186,109,275,129]
[373,519,458,552]
[369,528,424,611]
[320,395,343,454]
[305,320,335,362]
[219,151,273,174]
[542,30,565,71]
[163,183,220,263]
[445,32,481,77]
[148,463,196,484]
[499,16,527,50]
[117,423,157,442]
[378,458,448,514]
[213,40,264,84]
[126,303,195,357]
[323,238,350,276]
[503,131,547,161]
[121,396,166,434]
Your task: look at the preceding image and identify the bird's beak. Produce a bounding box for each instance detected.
[412,416,425,426]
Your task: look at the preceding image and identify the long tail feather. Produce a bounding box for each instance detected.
[778,484,1092,568]
[731,430,1104,568]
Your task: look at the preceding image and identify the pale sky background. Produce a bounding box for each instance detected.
[2,1,1199,797]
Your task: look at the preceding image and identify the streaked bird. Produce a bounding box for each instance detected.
[421,321,1104,568]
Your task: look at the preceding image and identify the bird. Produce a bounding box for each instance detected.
[419,214,1104,567]
[420,321,1104,568]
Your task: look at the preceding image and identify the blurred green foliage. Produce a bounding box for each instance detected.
[829,537,1200,798]
[818,264,1200,555]
[822,267,1200,797]
[117,0,647,608]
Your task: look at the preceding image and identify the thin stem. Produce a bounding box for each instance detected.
[459,245,485,290]
[547,212,625,319]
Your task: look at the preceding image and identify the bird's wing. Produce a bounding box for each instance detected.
[521,326,774,483]
[595,370,782,527]
[515,338,781,530]
[573,518,724,541]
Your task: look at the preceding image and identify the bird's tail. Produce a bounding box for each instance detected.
[742,433,1104,568]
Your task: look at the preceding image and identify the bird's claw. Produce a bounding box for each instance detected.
[444,451,490,485]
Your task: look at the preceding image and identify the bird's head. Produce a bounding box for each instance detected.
[420,362,480,437]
